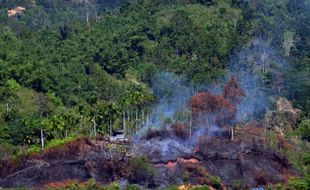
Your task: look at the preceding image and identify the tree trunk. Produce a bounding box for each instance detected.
[93,116,97,137]
[85,0,89,24]
[6,103,9,115]
[40,128,44,150]
[146,114,149,128]
[135,109,138,132]
[182,96,185,114]
[94,2,98,20]
[189,112,192,139]
[65,127,68,138]
[128,111,130,122]
[231,127,234,141]
[109,115,112,135]
[142,109,145,126]
[123,111,126,133]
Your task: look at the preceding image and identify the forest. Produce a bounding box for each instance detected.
[0,0,309,189]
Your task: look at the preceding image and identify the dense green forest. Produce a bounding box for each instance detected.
[0,0,241,145]
[0,0,309,144]
[0,0,309,164]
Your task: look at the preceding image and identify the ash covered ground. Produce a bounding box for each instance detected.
[133,123,297,189]
[0,124,297,189]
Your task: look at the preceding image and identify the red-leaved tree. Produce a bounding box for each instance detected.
[223,76,246,105]
[188,76,246,139]
[190,92,236,127]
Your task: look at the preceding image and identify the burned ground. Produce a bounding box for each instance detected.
[134,126,298,188]
[0,127,299,189]
[0,137,131,188]
[197,137,296,187]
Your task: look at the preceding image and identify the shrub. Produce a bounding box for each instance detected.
[171,122,188,139]
[0,143,24,160]
[27,145,41,155]
[85,178,101,190]
[192,185,211,190]
[232,180,245,190]
[125,184,140,190]
[183,170,190,183]
[104,182,121,190]
[240,121,265,145]
[164,186,178,190]
[266,184,286,190]
[143,128,170,140]
[44,179,118,190]
[294,119,310,141]
[288,176,310,190]
[40,137,91,161]
[210,176,221,187]
[254,171,267,185]
[45,136,77,149]
[129,156,157,187]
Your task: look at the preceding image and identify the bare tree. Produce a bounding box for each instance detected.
[35,93,50,149]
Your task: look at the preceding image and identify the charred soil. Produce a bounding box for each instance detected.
[0,132,299,189]
[0,137,131,188]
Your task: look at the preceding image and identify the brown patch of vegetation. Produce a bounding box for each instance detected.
[30,137,92,161]
[190,93,236,115]
[238,121,266,145]
[254,171,267,186]
[190,92,236,127]
[143,128,170,140]
[276,133,293,151]
[44,179,80,189]
[179,163,226,189]
[223,75,246,105]
[265,97,301,132]
[171,122,189,139]
[0,159,20,178]
[97,156,131,182]
[0,137,131,188]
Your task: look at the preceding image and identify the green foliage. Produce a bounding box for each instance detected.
[266,184,286,190]
[103,182,121,190]
[26,145,41,155]
[288,175,310,190]
[85,178,102,190]
[6,79,21,91]
[0,143,24,161]
[183,170,190,183]
[294,119,310,141]
[265,128,310,175]
[45,136,78,149]
[40,178,119,190]
[0,0,245,146]
[191,185,210,190]
[209,176,221,187]
[232,180,245,190]
[124,184,140,190]
[164,186,179,190]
